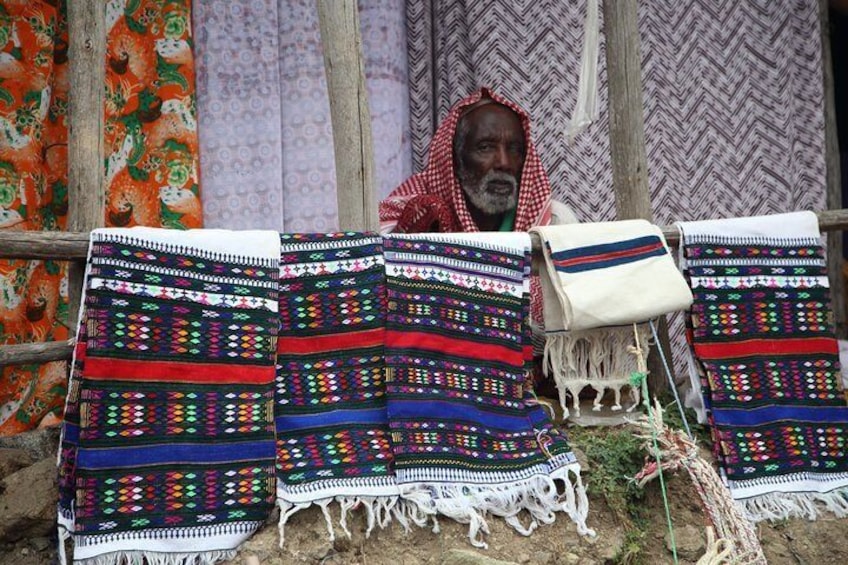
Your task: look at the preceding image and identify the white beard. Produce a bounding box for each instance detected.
[458,169,518,215]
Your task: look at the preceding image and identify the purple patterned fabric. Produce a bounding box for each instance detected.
[194,0,411,232]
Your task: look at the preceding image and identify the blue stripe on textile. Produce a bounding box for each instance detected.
[63,423,79,444]
[551,235,666,274]
[388,400,531,432]
[77,440,275,469]
[276,408,388,431]
[711,405,848,427]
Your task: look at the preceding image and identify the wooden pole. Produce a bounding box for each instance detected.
[603,0,671,394]
[316,0,378,232]
[67,0,106,328]
[820,0,846,337]
[604,0,651,221]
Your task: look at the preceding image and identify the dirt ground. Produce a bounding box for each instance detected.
[2,420,847,565]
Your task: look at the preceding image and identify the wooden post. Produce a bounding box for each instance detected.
[820,0,846,337]
[603,0,671,394]
[316,0,378,232]
[67,0,106,328]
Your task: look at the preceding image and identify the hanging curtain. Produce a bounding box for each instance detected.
[0,0,201,435]
[407,0,825,223]
[0,1,69,435]
[193,0,411,232]
[104,0,201,228]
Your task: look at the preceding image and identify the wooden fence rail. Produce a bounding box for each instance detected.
[3,208,848,367]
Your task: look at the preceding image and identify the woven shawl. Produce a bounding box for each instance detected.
[383,232,591,548]
[531,220,692,417]
[57,228,280,565]
[274,233,405,542]
[678,212,848,521]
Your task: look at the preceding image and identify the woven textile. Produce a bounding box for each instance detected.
[275,233,403,541]
[383,232,591,548]
[58,228,280,565]
[678,212,848,521]
[531,220,692,417]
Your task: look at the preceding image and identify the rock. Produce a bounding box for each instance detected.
[0,457,58,542]
[0,428,60,461]
[664,524,705,562]
[0,449,33,480]
[571,446,589,472]
[564,553,580,564]
[598,530,625,562]
[441,549,519,565]
[30,537,50,551]
[532,550,555,564]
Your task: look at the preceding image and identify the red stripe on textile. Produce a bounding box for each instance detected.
[386,330,523,366]
[694,337,838,360]
[278,327,385,354]
[553,241,663,269]
[82,357,274,384]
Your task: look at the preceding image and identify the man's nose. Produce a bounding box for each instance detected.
[494,145,516,172]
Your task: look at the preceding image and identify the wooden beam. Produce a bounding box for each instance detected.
[820,0,845,336]
[316,0,378,232]
[5,207,848,261]
[603,0,670,393]
[67,0,106,329]
[0,231,90,260]
[0,340,74,367]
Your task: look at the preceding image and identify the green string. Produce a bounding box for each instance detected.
[631,370,679,564]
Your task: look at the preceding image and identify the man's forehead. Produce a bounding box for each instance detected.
[462,103,522,134]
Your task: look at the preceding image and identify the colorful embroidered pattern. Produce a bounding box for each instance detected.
[275,233,397,506]
[58,229,279,562]
[384,233,589,547]
[681,227,848,519]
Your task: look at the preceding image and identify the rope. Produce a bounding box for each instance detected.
[628,323,679,565]
[648,318,693,440]
[631,394,768,564]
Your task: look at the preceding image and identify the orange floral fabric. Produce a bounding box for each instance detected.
[0,0,201,435]
[0,1,70,435]
[104,0,201,228]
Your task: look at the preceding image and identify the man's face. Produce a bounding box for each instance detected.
[456,104,526,217]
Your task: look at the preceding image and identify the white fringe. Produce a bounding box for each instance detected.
[738,489,848,522]
[543,325,650,418]
[74,550,237,565]
[397,464,594,548]
[278,495,418,548]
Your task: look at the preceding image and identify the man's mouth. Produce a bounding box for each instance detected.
[486,180,515,194]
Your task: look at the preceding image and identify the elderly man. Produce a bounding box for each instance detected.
[379,87,575,234]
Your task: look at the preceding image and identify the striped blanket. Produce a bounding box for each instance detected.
[274,233,404,542]
[58,228,281,564]
[678,212,848,521]
[384,232,591,547]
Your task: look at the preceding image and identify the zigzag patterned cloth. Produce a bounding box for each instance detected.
[678,212,848,521]
[274,233,403,541]
[58,228,281,565]
[383,232,591,548]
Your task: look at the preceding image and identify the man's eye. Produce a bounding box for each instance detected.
[509,144,525,155]
[476,142,495,151]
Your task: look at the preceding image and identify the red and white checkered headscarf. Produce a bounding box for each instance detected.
[379,87,552,233]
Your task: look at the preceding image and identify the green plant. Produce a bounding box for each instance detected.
[613,528,647,565]
[570,427,646,526]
